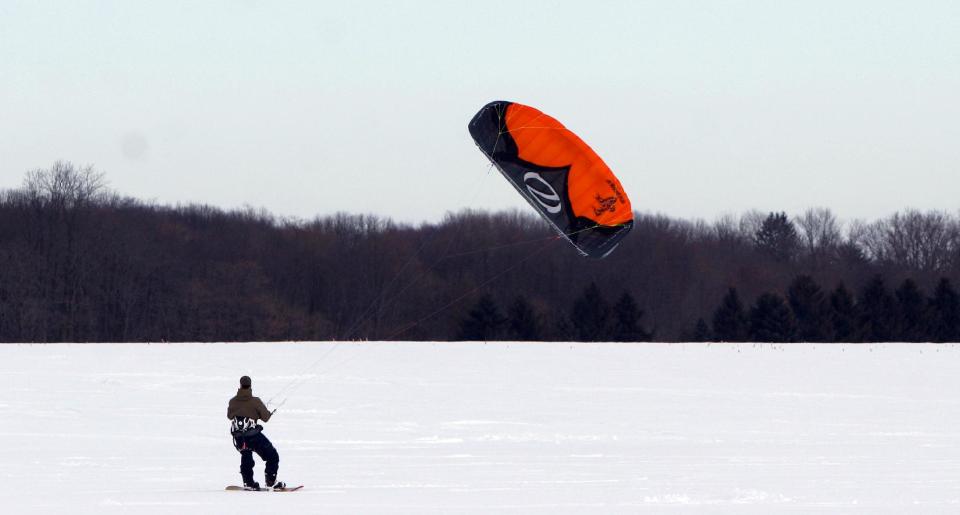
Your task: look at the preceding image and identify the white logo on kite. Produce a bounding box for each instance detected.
[523,172,562,214]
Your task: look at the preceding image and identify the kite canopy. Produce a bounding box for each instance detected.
[468,101,633,258]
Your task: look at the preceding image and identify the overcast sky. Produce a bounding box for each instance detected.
[2,1,958,224]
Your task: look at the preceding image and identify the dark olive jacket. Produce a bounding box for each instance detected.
[227,388,272,422]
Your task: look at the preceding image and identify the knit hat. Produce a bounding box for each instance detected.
[240,375,252,388]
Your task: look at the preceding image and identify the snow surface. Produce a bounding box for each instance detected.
[2,342,959,514]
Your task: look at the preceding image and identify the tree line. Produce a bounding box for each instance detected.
[1,162,958,343]
[457,285,653,342]
[701,275,960,343]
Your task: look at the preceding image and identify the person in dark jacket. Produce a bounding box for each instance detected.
[228,375,284,490]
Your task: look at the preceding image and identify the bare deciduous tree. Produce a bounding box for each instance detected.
[796,207,843,266]
[23,161,107,209]
[854,210,958,273]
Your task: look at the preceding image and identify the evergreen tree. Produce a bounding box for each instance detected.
[857,275,896,342]
[692,318,712,342]
[712,288,749,342]
[894,278,926,342]
[829,283,857,342]
[571,283,611,341]
[928,278,960,342]
[749,292,796,342]
[553,314,576,342]
[506,295,542,341]
[787,275,831,342]
[754,212,800,262]
[611,291,653,342]
[457,294,505,341]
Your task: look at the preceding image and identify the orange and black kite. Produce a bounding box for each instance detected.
[468,101,633,258]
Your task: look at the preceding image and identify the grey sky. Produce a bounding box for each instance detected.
[2,1,958,224]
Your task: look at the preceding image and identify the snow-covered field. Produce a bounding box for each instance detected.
[1,342,959,514]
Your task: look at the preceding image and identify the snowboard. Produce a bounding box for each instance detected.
[225,485,303,492]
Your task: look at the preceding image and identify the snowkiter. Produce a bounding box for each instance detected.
[228,375,284,490]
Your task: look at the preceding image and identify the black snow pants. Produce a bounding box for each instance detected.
[237,432,280,485]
